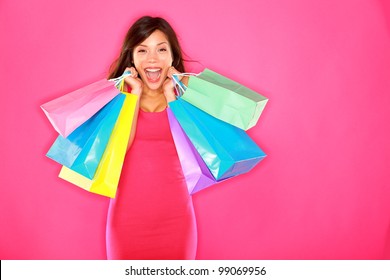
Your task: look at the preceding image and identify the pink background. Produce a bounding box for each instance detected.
[1,0,389,259]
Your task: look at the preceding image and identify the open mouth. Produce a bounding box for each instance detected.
[144,68,162,83]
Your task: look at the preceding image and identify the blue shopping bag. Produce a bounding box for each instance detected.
[169,98,266,181]
[167,108,216,194]
[46,94,126,179]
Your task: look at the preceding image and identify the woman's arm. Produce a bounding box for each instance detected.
[163,67,189,103]
[126,91,140,152]
[122,67,143,151]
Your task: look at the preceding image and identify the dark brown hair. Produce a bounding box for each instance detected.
[108,16,185,79]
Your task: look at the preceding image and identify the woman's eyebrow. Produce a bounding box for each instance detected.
[138,42,168,47]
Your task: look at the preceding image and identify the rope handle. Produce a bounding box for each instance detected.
[109,70,133,88]
[172,72,199,97]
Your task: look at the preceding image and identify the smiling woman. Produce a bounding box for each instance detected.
[133,34,171,85]
[105,16,197,260]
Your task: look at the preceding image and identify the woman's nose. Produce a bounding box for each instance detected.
[147,51,158,62]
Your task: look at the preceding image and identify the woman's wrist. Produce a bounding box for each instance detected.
[131,88,143,96]
[164,90,177,103]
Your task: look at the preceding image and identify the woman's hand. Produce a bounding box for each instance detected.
[163,66,181,103]
[123,67,143,96]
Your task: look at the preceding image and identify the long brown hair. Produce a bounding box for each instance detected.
[108,16,185,79]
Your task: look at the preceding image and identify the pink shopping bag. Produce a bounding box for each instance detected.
[41,79,120,137]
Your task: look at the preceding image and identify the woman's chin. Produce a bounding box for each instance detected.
[144,85,163,92]
[144,79,166,91]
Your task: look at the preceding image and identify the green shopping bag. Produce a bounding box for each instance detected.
[169,98,266,181]
[174,68,268,130]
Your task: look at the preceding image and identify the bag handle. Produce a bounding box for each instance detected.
[110,70,199,96]
[172,72,199,97]
[109,70,133,89]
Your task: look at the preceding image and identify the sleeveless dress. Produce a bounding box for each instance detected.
[106,108,197,260]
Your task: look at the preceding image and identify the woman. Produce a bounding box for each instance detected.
[106,16,197,259]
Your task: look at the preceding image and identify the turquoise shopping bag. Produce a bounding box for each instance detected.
[46,93,125,179]
[169,98,266,180]
[174,68,268,130]
[167,108,216,194]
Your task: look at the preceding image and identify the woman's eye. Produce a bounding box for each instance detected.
[158,48,167,52]
[138,49,146,53]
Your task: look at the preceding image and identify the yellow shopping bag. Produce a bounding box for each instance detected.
[59,90,138,198]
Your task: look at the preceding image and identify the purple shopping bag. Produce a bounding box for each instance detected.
[169,98,266,181]
[41,79,120,137]
[167,108,216,194]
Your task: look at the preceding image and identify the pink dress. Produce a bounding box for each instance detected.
[106,108,197,259]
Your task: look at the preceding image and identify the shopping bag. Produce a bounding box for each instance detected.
[58,92,138,198]
[169,98,266,181]
[174,68,268,130]
[167,108,216,194]
[41,79,121,137]
[46,94,125,179]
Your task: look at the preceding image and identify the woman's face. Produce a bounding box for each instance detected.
[133,30,173,91]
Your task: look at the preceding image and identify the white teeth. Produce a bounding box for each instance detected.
[145,68,161,72]
[145,68,161,81]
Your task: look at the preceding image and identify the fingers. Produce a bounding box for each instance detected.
[163,76,177,101]
[124,67,138,78]
[130,67,138,78]
[123,66,143,95]
[167,66,181,79]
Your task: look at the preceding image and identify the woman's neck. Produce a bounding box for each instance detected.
[142,86,163,97]
[140,87,167,112]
